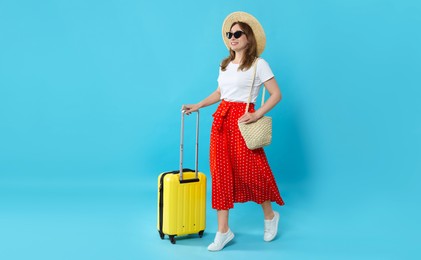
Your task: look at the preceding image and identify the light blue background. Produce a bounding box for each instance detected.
[1,0,420,259]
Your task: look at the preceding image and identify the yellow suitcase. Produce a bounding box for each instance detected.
[157,110,206,244]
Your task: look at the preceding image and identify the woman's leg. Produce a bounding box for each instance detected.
[217,210,229,232]
[261,200,275,219]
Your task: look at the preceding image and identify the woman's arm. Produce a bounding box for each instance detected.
[238,77,282,123]
[183,87,221,115]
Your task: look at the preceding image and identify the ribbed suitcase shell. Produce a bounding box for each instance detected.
[157,170,206,243]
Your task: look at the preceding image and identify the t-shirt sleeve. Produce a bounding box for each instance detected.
[257,59,274,84]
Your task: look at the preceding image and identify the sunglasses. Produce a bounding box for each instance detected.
[226,30,246,39]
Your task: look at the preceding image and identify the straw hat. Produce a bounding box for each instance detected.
[222,11,266,56]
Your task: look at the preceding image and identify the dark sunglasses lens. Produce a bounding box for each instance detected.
[233,31,243,39]
[226,32,233,39]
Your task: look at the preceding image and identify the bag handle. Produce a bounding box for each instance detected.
[244,58,266,113]
[179,109,199,182]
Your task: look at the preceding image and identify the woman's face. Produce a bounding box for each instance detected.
[229,24,249,53]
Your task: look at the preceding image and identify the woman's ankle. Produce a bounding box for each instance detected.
[218,227,229,233]
[264,211,275,220]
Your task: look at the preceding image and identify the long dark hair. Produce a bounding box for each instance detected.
[221,21,258,71]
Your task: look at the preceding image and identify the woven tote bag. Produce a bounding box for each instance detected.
[238,58,273,150]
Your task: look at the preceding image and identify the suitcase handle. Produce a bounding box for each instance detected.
[180,108,199,181]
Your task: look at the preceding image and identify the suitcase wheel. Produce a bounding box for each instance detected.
[158,230,165,240]
[169,235,176,244]
[198,230,204,238]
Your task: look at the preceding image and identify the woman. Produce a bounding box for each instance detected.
[184,11,285,251]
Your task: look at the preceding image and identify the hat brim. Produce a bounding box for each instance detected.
[222,11,266,56]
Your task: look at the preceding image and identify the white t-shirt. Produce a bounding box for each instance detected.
[217,58,274,103]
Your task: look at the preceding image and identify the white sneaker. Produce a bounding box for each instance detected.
[264,211,280,242]
[207,229,235,251]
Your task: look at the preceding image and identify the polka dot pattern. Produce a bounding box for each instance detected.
[210,100,285,210]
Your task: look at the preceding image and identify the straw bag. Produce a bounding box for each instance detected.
[238,59,272,150]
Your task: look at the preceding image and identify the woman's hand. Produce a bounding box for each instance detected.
[182,104,201,115]
[238,112,261,124]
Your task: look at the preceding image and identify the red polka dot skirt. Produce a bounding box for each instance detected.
[210,100,285,210]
